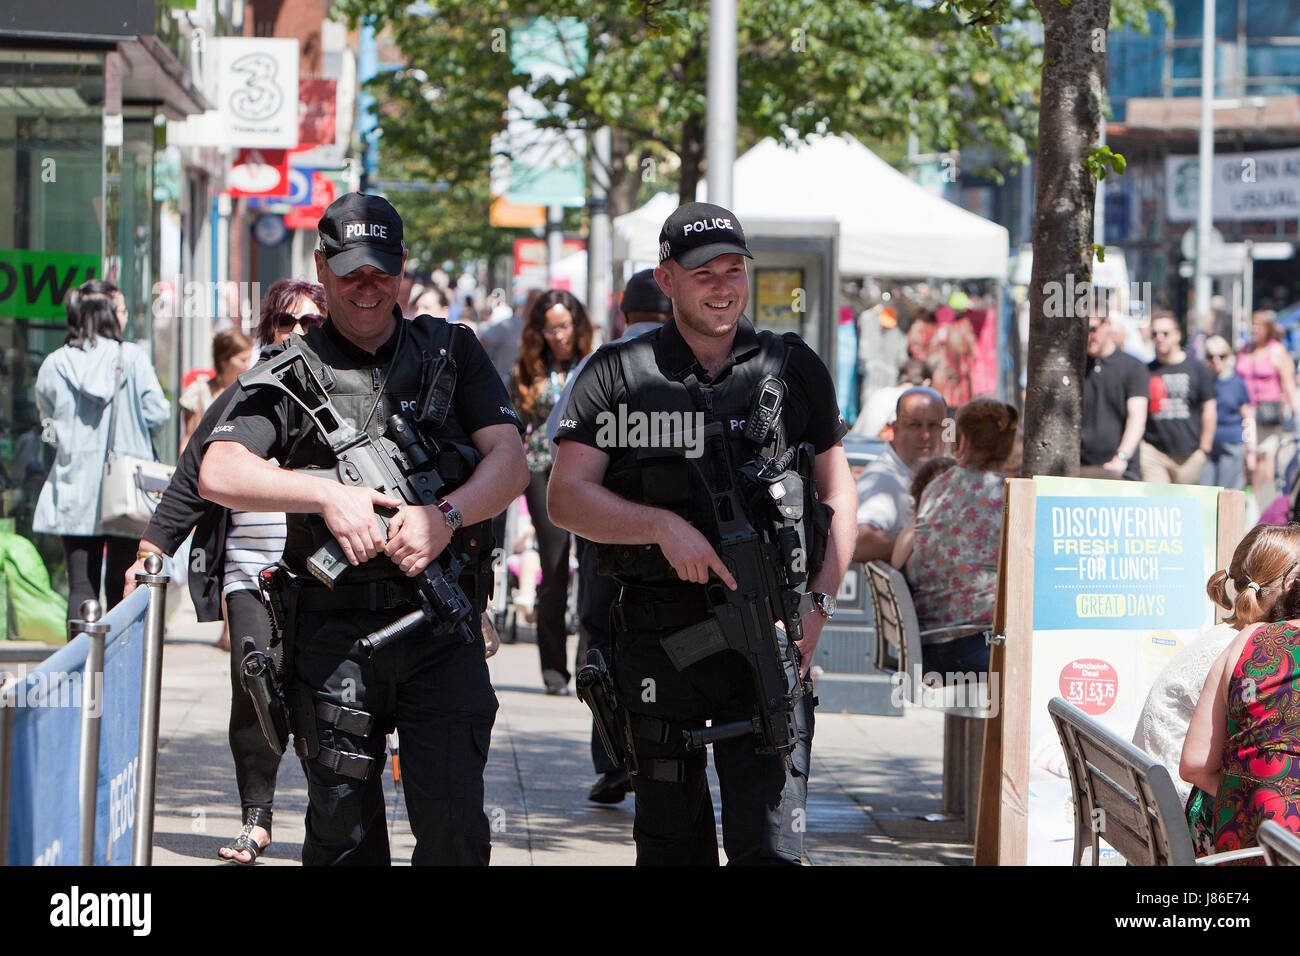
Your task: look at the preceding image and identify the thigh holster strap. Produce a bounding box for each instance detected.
[315,699,374,737]
[635,758,688,784]
[628,712,675,745]
[314,746,381,780]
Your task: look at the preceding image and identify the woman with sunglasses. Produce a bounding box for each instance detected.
[124,279,328,864]
[1200,335,1257,492]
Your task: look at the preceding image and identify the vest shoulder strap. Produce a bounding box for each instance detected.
[408,313,456,360]
[614,332,662,399]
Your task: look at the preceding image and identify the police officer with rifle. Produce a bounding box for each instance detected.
[199,193,528,866]
[551,202,857,865]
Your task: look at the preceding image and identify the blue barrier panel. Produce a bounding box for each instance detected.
[5,635,88,865]
[4,585,149,865]
[94,586,148,865]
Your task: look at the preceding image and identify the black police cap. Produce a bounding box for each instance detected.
[657,201,753,270]
[317,192,405,277]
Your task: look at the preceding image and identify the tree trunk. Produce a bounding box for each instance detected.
[605,126,636,221]
[1023,0,1111,477]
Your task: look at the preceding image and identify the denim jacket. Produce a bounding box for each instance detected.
[32,338,170,537]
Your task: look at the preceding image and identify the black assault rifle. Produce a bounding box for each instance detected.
[656,422,809,765]
[236,346,477,654]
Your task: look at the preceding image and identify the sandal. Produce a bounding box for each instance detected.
[218,807,272,864]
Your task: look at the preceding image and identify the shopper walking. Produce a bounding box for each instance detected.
[508,289,593,694]
[33,279,169,621]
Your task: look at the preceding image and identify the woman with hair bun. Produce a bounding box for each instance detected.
[896,397,1019,674]
[1137,525,1300,851]
[1182,523,1300,857]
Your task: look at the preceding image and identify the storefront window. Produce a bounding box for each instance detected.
[0,48,105,583]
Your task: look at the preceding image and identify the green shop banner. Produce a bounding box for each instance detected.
[0,249,100,320]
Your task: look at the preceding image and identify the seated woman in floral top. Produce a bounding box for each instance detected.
[507,289,593,694]
[893,397,1019,675]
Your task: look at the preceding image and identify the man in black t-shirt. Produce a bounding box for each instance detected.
[198,193,529,865]
[1141,310,1217,484]
[1081,311,1149,480]
[548,202,857,865]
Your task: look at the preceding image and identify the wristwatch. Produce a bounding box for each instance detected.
[809,591,836,620]
[436,498,463,531]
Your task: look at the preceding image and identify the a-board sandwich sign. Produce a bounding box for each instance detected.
[994,476,1239,865]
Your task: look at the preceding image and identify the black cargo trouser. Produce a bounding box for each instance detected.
[291,598,498,866]
[612,616,814,866]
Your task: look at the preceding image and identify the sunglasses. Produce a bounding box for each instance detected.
[273,312,325,333]
[1152,328,1177,338]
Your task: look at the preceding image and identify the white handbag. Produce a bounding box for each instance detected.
[98,348,174,537]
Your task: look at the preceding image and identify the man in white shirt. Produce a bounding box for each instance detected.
[851,357,933,439]
[852,387,946,563]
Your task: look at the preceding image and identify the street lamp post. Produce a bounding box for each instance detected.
[1194,0,1215,331]
[706,0,737,207]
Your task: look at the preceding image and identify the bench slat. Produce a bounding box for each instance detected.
[1076,735,1138,792]
[1086,773,1161,849]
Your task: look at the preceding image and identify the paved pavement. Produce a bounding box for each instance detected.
[151,599,973,866]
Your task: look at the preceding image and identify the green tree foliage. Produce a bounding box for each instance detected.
[338,0,1046,225]
[376,155,525,274]
[937,0,1167,480]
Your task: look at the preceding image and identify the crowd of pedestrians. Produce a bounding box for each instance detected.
[18,217,1300,869]
[1077,300,1300,521]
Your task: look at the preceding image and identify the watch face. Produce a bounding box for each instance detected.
[814,592,836,617]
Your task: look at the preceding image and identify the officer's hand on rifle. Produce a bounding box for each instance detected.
[656,514,738,588]
[384,503,453,576]
[779,611,825,679]
[319,483,402,565]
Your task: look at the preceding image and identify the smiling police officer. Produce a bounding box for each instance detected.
[549,202,858,865]
[198,193,528,865]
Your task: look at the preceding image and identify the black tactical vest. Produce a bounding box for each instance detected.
[277,315,488,584]
[596,325,817,587]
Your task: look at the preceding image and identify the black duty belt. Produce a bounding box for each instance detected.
[294,578,422,612]
[613,588,711,633]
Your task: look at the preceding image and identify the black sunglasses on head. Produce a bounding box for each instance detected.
[273,312,325,332]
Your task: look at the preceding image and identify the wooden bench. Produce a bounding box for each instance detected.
[1048,697,1262,865]
[863,560,992,836]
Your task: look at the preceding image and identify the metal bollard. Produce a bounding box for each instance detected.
[132,554,169,866]
[0,669,14,866]
[74,599,109,866]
